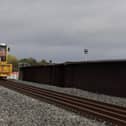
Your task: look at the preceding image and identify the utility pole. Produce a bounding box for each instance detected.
[84,49,88,61]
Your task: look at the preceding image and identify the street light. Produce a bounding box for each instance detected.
[84,49,88,61]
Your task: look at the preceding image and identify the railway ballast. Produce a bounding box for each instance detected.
[0,79,126,126]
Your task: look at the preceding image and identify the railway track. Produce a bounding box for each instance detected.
[0,80,126,126]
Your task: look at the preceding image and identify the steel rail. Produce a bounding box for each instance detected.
[0,80,126,126]
[6,80,126,114]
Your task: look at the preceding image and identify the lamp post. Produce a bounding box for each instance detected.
[84,49,88,61]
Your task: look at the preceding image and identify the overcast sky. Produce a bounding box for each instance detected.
[1,0,126,62]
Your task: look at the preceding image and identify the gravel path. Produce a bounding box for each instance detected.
[0,85,108,126]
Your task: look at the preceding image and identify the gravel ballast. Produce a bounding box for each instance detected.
[0,85,108,126]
